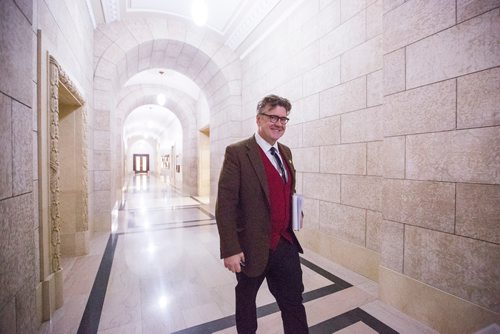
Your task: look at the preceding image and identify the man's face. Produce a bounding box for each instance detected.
[256,105,287,145]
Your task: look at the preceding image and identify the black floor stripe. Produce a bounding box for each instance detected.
[309,307,399,334]
[117,221,217,236]
[173,256,355,334]
[76,207,394,334]
[300,257,352,288]
[76,234,118,334]
[171,284,341,334]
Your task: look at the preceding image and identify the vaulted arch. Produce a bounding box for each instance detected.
[92,15,241,230]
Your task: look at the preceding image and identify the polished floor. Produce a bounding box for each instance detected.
[40,174,439,334]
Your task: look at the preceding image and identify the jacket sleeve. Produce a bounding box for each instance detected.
[215,145,243,259]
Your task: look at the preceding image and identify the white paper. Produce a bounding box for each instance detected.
[292,194,304,231]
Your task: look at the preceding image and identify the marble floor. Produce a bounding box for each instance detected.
[40,174,439,334]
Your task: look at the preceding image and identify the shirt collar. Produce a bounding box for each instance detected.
[255,132,278,153]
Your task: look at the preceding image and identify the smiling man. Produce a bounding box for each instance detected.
[215,94,308,334]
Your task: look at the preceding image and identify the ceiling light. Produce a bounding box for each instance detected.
[157,93,166,106]
[191,0,208,26]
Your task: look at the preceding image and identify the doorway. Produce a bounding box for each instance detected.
[133,154,149,173]
[198,126,210,199]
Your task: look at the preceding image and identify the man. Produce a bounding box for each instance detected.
[216,94,308,333]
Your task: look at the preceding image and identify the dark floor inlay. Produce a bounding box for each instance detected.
[173,261,355,334]
[77,234,118,334]
[309,307,399,334]
[300,257,353,288]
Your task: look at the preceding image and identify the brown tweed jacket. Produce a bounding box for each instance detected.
[215,135,303,277]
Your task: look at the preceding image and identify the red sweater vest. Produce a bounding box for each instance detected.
[259,148,293,250]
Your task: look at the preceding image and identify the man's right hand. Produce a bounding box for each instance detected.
[224,252,245,273]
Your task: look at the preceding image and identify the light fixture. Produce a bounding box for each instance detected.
[157,93,166,105]
[191,0,208,26]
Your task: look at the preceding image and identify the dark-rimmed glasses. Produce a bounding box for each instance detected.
[259,113,290,124]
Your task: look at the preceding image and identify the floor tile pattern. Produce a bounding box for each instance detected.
[40,174,439,334]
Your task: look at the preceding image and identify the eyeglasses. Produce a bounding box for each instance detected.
[259,113,290,124]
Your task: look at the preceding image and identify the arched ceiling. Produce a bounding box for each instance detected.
[90,0,306,152]
[87,0,306,56]
[123,104,181,147]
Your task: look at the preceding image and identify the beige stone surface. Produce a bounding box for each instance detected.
[383,0,405,14]
[94,150,111,171]
[320,143,366,175]
[341,0,366,23]
[383,0,455,53]
[320,76,366,117]
[12,100,33,195]
[318,0,341,36]
[367,70,383,107]
[0,299,16,334]
[382,179,455,233]
[303,173,340,203]
[404,226,500,312]
[406,127,500,183]
[366,210,383,253]
[457,0,500,22]
[379,266,500,334]
[383,48,405,96]
[457,66,500,129]
[60,191,78,234]
[379,220,404,272]
[303,198,320,230]
[0,0,33,107]
[303,57,341,96]
[320,11,366,62]
[384,79,456,136]
[293,94,320,125]
[382,136,405,179]
[94,190,111,214]
[0,194,35,310]
[93,110,111,131]
[341,105,383,143]
[342,175,382,211]
[93,130,111,151]
[367,0,383,39]
[367,141,382,176]
[456,183,500,244]
[341,35,383,82]
[0,94,12,200]
[293,147,320,173]
[407,9,500,89]
[94,171,112,191]
[299,228,380,281]
[319,201,366,246]
[15,278,37,333]
[302,116,340,147]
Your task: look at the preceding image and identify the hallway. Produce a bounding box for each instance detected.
[40,174,437,334]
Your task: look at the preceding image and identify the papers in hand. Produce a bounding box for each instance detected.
[292,194,304,231]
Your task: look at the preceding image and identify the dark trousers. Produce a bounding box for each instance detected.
[235,239,308,334]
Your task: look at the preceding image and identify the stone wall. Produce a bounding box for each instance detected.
[0,0,94,331]
[0,0,38,332]
[239,0,499,332]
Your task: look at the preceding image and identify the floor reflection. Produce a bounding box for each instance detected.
[40,173,439,334]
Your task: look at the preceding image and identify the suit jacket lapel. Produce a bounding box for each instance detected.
[246,136,270,205]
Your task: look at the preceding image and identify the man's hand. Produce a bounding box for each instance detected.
[224,252,245,273]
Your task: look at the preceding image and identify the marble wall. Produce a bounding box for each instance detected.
[380,2,500,331]
[0,0,37,332]
[239,0,499,332]
[1,0,94,331]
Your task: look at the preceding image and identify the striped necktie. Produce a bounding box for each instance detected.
[270,147,287,183]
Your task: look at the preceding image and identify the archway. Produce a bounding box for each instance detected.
[93,17,242,230]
